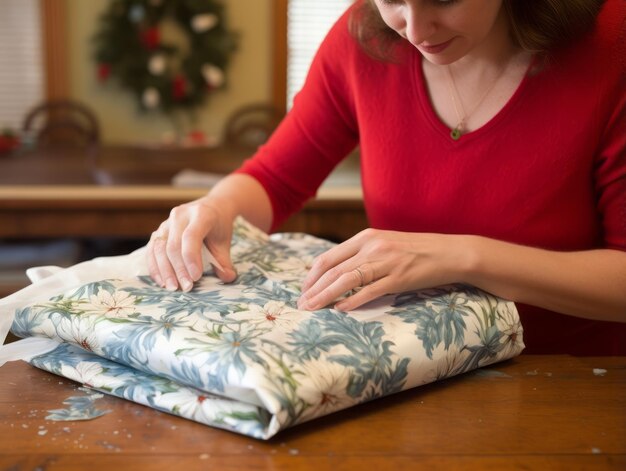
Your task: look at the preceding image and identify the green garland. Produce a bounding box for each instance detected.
[92,0,238,114]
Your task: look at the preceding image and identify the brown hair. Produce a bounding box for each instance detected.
[349,0,606,60]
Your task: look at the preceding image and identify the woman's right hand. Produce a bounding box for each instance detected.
[147,195,238,292]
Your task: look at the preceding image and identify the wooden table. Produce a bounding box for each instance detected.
[0,355,624,470]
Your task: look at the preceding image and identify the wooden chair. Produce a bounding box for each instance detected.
[223,103,283,150]
[1,100,101,284]
[22,99,100,150]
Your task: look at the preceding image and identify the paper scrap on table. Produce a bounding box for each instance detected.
[46,392,111,421]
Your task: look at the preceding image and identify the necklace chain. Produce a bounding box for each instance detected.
[445,63,508,140]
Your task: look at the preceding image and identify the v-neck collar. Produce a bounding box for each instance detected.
[411,49,534,145]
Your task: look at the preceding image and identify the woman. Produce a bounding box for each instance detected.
[147,0,625,355]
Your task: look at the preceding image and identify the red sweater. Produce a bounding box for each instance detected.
[237,0,626,355]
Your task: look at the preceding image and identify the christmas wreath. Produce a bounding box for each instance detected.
[92,0,238,114]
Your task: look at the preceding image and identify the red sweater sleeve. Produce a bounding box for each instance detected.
[593,0,626,250]
[235,7,359,231]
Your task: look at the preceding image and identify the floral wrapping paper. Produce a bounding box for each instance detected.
[8,218,524,439]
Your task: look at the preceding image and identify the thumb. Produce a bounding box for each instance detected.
[203,243,237,283]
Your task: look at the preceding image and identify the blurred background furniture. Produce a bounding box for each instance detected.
[1,100,102,299]
[22,99,100,151]
[223,103,283,150]
[0,144,364,300]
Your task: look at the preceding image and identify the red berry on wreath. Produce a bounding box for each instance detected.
[172,74,187,101]
[97,63,111,82]
[140,27,160,50]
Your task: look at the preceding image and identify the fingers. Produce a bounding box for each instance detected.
[205,238,238,283]
[301,235,362,292]
[174,208,212,286]
[158,206,196,291]
[148,228,180,291]
[335,279,389,312]
[147,201,235,291]
[298,260,379,311]
[146,232,164,287]
[299,230,380,310]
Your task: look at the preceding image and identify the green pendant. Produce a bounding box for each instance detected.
[450,127,462,140]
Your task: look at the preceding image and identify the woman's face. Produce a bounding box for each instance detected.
[372,0,507,64]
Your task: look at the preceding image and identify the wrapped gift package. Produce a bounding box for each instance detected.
[0,218,524,439]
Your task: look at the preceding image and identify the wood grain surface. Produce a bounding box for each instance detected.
[0,355,624,470]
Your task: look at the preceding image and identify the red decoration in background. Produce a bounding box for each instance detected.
[186,130,207,145]
[97,63,111,82]
[93,0,237,115]
[0,132,20,156]
[140,27,160,50]
[172,74,187,100]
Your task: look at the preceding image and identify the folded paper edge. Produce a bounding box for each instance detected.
[0,245,220,347]
[0,337,61,367]
[24,341,283,439]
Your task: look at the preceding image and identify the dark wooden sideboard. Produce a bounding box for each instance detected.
[0,145,367,297]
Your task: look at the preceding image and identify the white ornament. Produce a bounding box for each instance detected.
[143,87,160,109]
[129,4,145,23]
[202,64,224,88]
[148,55,166,75]
[191,14,218,33]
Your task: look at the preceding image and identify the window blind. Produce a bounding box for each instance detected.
[0,0,44,131]
[286,0,353,110]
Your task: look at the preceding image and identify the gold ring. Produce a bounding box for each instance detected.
[354,267,365,287]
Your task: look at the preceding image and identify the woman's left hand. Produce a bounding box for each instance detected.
[297,228,473,312]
